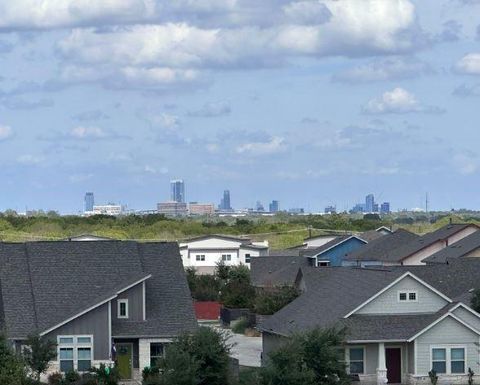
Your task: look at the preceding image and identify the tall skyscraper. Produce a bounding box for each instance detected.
[219,190,232,211]
[365,194,375,213]
[170,179,185,203]
[380,202,391,214]
[269,200,279,213]
[84,192,94,212]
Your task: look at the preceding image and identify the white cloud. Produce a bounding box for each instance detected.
[333,57,432,83]
[0,124,13,141]
[363,87,443,114]
[16,154,44,165]
[148,113,181,130]
[70,126,107,139]
[69,173,94,183]
[456,53,480,75]
[236,136,286,156]
[282,1,332,25]
[187,101,231,117]
[0,0,157,30]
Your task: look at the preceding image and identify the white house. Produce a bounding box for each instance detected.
[179,234,269,274]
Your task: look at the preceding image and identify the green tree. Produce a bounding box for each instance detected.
[261,327,349,385]
[23,334,57,383]
[254,286,300,315]
[0,335,26,385]
[146,327,231,385]
[471,289,480,313]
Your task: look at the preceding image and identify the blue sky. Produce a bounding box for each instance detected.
[1,0,480,213]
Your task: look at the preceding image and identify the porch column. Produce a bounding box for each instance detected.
[377,342,388,385]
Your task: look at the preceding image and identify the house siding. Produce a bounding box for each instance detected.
[415,316,480,376]
[316,238,366,267]
[452,307,480,332]
[356,276,448,315]
[112,282,144,322]
[44,302,110,360]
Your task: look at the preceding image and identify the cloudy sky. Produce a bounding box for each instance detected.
[1,0,480,213]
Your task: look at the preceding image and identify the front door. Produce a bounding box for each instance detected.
[116,343,132,379]
[386,348,401,384]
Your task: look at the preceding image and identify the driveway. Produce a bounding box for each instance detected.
[225,329,263,367]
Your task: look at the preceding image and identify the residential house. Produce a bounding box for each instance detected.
[302,235,367,267]
[422,231,480,264]
[250,255,312,289]
[343,229,419,267]
[369,223,479,266]
[0,241,197,382]
[258,260,480,385]
[179,234,269,274]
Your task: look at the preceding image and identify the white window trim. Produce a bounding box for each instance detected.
[430,345,467,375]
[317,260,331,267]
[398,290,418,303]
[57,335,94,373]
[347,346,366,375]
[195,254,205,261]
[118,299,129,319]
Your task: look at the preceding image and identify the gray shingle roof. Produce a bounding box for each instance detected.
[422,231,480,264]
[344,229,419,262]
[250,256,311,287]
[258,259,480,339]
[375,223,478,263]
[0,241,197,339]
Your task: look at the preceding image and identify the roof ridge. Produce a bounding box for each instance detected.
[24,243,39,330]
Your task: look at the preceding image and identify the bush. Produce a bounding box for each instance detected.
[471,289,480,313]
[231,317,249,334]
[65,370,81,383]
[0,335,26,385]
[48,372,64,385]
[254,286,299,315]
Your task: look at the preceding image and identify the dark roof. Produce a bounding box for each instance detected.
[368,223,478,263]
[344,229,419,262]
[258,259,480,338]
[422,231,480,264]
[268,249,302,257]
[0,241,197,339]
[250,256,311,287]
[302,235,366,258]
[358,229,387,242]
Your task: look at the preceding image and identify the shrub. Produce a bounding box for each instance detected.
[469,367,475,385]
[471,289,480,313]
[231,317,249,334]
[23,334,57,383]
[0,335,26,385]
[428,370,438,385]
[65,370,81,383]
[48,372,64,385]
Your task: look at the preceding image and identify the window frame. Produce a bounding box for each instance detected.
[245,253,251,264]
[195,254,205,261]
[221,254,232,262]
[57,335,94,373]
[118,299,129,319]
[348,346,365,375]
[317,260,331,267]
[149,342,165,368]
[397,290,418,302]
[430,345,467,375]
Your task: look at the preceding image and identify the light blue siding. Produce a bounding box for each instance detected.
[356,276,448,315]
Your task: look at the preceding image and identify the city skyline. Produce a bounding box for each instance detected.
[1,1,480,212]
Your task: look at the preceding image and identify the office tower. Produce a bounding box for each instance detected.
[170,179,185,203]
[365,194,375,213]
[219,190,232,211]
[324,205,336,214]
[380,202,391,214]
[157,202,188,216]
[84,192,94,212]
[256,201,265,212]
[269,200,279,213]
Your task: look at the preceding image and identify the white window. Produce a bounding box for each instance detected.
[58,336,93,373]
[349,347,365,374]
[431,346,466,374]
[150,343,164,367]
[118,299,129,319]
[222,254,232,262]
[196,255,205,261]
[317,260,331,267]
[245,254,251,264]
[398,290,417,302]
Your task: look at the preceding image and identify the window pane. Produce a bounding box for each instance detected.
[350,348,364,361]
[59,337,74,344]
[432,348,446,361]
[78,348,91,360]
[150,343,163,357]
[432,361,446,374]
[60,348,73,360]
[451,361,465,374]
[451,348,465,360]
[77,337,91,344]
[399,292,407,301]
[78,360,91,372]
[409,292,417,301]
[60,360,74,373]
[350,361,364,374]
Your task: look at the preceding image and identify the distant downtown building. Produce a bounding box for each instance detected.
[269,200,279,213]
[219,190,232,211]
[170,179,185,203]
[188,202,215,216]
[365,194,375,213]
[324,205,336,214]
[380,202,391,214]
[351,194,391,214]
[91,204,123,216]
[157,201,188,216]
[84,192,94,212]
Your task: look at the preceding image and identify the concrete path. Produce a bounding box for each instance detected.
[224,329,263,367]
